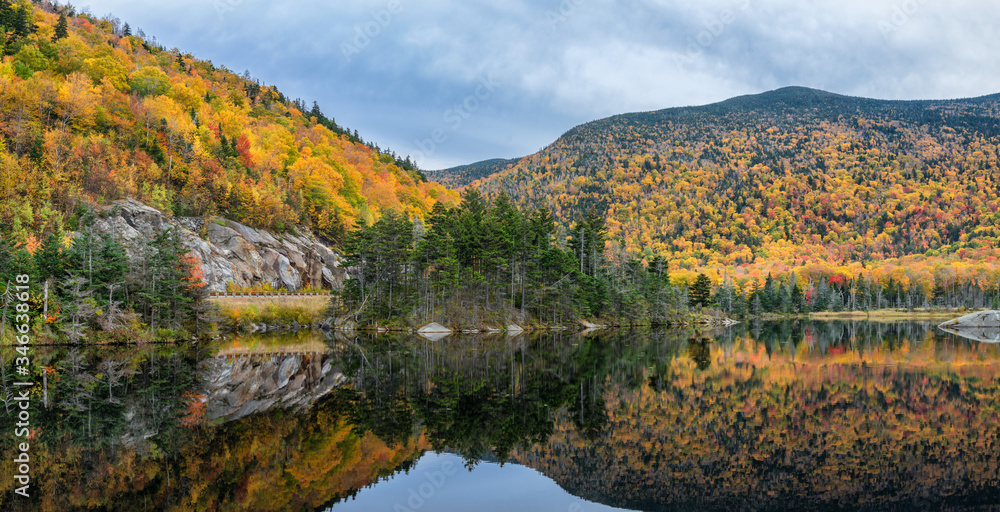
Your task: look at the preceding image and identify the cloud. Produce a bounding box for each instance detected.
[83,0,1000,168]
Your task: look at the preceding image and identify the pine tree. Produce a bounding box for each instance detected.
[136,229,196,329]
[568,207,607,278]
[122,22,131,36]
[761,273,777,312]
[53,12,68,41]
[790,274,805,313]
[61,277,96,343]
[35,232,65,284]
[689,273,712,308]
[748,278,762,315]
[733,283,747,317]
[11,4,31,38]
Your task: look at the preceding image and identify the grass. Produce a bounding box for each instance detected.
[807,309,965,321]
[211,295,331,330]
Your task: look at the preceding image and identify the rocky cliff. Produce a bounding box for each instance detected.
[91,198,346,293]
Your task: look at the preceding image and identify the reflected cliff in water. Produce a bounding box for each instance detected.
[2,321,1000,511]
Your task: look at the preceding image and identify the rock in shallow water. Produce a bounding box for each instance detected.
[938,310,1000,343]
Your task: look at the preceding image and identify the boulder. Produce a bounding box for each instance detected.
[939,310,1000,329]
[939,310,1000,343]
[418,322,452,333]
[417,323,452,341]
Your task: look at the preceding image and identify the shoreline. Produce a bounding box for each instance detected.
[761,309,964,322]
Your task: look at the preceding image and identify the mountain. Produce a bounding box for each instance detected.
[472,86,1000,268]
[0,3,457,248]
[426,157,521,188]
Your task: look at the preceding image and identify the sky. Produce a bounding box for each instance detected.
[77,0,1000,170]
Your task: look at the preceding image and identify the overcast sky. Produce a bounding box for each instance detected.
[79,0,1000,169]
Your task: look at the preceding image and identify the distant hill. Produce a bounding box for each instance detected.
[426,157,521,189]
[0,3,456,246]
[473,86,1000,266]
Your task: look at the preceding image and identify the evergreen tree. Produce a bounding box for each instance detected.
[811,279,829,312]
[689,273,712,308]
[122,22,131,36]
[733,283,747,317]
[0,236,32,290]
[776,284,791,313]
[339,210,415,323]
[134,229,198,330]
[789,273,805,313]
[53,12,68,41]
[568,208,607,277]
[453,189,487,268]
[747,278,762,314]
[309,101,325,123]
[829,288,844,312]
[60,277,96,343]
[761,273,777,312]
[35,232,65,284]
[11,3,31,38]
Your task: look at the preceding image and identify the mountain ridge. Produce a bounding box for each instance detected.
[471,85,1000,273]
[425,157,522,189]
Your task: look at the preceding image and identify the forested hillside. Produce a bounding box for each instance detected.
[426,157,520,189]
[474,87,1000,269]
[0,1,456,248]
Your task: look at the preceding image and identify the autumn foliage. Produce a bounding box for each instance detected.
[472,87,1000,297]
[0,3,457,246]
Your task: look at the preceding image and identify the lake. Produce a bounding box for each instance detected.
[2,321,1000,511]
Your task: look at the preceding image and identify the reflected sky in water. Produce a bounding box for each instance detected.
[329,452,633,512]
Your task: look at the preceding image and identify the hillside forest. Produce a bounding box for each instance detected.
[0,1,456,249]
[471,87,1000,311]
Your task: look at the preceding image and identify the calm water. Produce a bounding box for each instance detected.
[3,321,1000,511]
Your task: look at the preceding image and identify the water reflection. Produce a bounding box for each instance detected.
[2,321,999,511]
[940,326,1000,344]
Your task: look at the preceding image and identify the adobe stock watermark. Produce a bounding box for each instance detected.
[674,0,752,70]
[878,0,931,39]
[341,0,404,63]
[392,458,458,512]
[8,274,33,498]
[414,73,501,160]
[214,0,247,21]
[546,0,587,31]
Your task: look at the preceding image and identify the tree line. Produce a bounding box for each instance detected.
[332,190,692,328]
[0,208,211,343]
[699,267,1000,316]
[333,190,1000,326]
